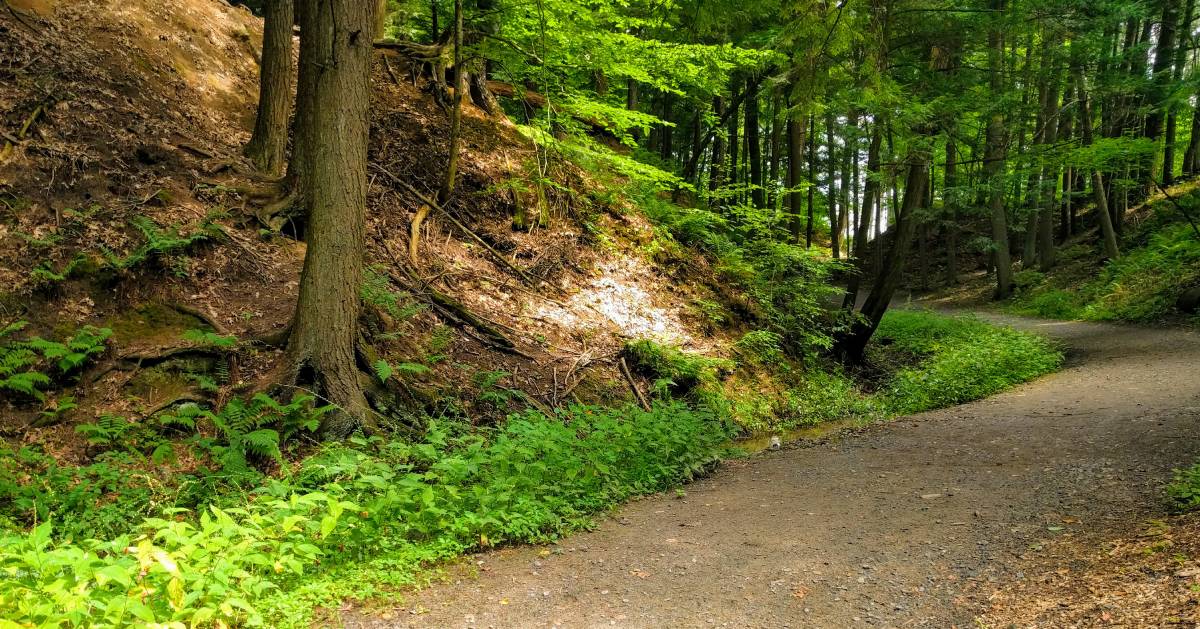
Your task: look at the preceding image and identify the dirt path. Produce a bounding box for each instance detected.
[348,315,1200,628]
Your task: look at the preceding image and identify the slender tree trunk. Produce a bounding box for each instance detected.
[245,0,295,176]
[1078,73,1121,260]
[286,0,377,438]
[842,126,881,309]
[769,92,783,210]
[727,82,740,189]
[709,96,725,192]
[806,114,817,248]
[839,110,859,257]
[659,94,674,163]
[825,113,840,258]
[1166,0,1195,183]
[986,0,1014,299]
[1037,37,1063,272]
[944,135,959,285]
[746,77,764,208]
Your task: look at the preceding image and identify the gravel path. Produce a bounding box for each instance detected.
[349,315,1200,628]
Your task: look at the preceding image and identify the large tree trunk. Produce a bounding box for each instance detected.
[985,0,1014,299]
[787,103,808,241]
[746,77,764,208]
[842,126,881,310]
[1145,0,1179,190]
[286,0,376,438]
[833,147,930,363]
[244,0,295,176]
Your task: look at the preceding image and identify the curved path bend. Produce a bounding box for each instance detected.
[350,315,1200,628]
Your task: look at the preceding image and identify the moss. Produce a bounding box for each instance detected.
[106,303,203,346]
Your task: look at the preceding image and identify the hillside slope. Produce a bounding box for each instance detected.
[0,0,736,450]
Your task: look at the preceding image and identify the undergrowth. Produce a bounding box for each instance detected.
[1007,208,1200,323]
[0,401,732,627]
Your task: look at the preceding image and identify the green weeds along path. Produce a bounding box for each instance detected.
[355,316,1200,627]
[0,311,1060,626]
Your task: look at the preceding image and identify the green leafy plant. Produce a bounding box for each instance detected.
[182,328,239,348]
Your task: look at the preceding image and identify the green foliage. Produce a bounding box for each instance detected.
[1079,223,1200,322]
[182,328,238,348]
[1007,215,1200,324]
[624,339,732,399]
[0,323,111,401]
[1167,462,1200,513]
[362,267,426,322]
[372,359,431,383]
[160,394,326,468]
[873,311,1063,415]
[100,216,224,274]
[0,402,732,627]
[733,330,785,366]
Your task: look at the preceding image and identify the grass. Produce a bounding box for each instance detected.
[1007,208,1200,324]
[0,311,1061,627]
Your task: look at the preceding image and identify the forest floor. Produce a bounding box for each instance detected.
[342,312,1200,628]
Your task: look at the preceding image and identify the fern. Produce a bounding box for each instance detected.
[75,415,132,447]
[182,328,238,348]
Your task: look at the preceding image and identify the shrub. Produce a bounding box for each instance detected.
[874,310,1063,415]
[1167,462,1200,513]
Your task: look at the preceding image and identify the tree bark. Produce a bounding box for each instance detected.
[709,96,725,192]
[1037,36,1062,272]
[806,114,816,248]
[985,0,1013,299]
[1078,73,1121,260]
[1145,0,1178,190]
[825,113,840,258]
[726,81,741,189]
[833,147,930,363]
[1166,0,1195,184]
[286,0,376,438]
[769,92,783,210]
[245,0,295,176]
[746,77,764,208]
[787,104,808,241]
[842,126,881,310]
[944,135,959,285]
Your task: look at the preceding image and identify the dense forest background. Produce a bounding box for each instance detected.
[1,0,1199,625]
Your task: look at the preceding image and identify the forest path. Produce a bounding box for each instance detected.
[349,315,1200,628]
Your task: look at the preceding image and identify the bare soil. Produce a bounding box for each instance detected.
[345,314,1200,628]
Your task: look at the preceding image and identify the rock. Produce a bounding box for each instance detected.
[1177,287,1200,314]
[769,436,782,450]
[920,493,944,500]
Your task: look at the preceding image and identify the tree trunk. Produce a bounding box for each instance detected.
[244,0,295,176]
[806,114,816,248]
[709,96,725,192]
[659,94,674,163]
[1037,37,1062,273]
[1166,0,1195,184]
[727,82,740,189]
[1078,73,1121,260]
[839,110,859,257]
[985,0,1014,299]
[746,77,764,208]
[825,113,840,258]
[944,135,959,285]
[787,105,808,241]
[833,147,931,363]
[769,92,783,210]
[286,0,376,438]
[842,126,881,310]
[1145,0,1179,191]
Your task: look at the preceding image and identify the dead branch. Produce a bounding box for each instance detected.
[618,357,652,411]
[370,164,545,288]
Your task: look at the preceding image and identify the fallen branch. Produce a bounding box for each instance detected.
[370,165,544,288]
[1,103,45,163]
[1150,178,1200,240]
[618,357,651,411]
[374,233,534,359]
